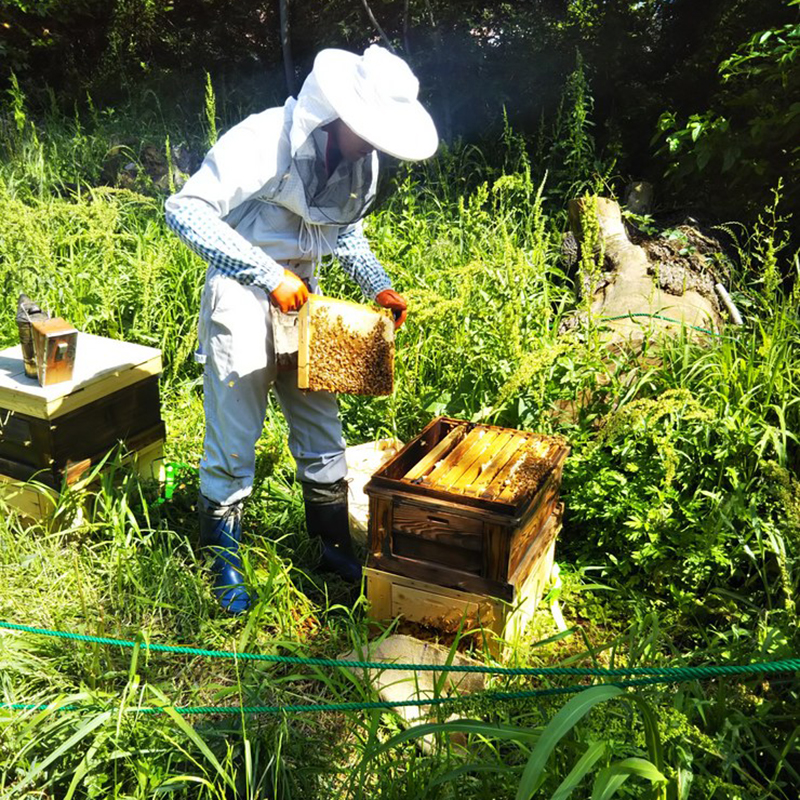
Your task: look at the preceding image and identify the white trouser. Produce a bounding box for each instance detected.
[197,265,347,506]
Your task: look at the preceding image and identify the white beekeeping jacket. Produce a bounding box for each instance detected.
[166,66,380,269]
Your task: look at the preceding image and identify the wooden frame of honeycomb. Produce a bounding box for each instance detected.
[400,422,565,507]
[298,295,394,395]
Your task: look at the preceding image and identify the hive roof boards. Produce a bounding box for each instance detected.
[0,334,161,419]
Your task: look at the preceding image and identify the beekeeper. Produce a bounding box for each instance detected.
[165,46,438,614]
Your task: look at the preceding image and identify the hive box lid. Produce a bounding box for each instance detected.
[0,333,161,419]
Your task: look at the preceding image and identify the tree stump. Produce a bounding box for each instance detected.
[567,197,722,347]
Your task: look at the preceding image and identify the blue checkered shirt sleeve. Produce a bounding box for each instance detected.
[334,225,392,299]
[165,197,284,294]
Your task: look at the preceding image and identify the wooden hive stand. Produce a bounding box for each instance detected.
[0,333,165,522]
[364,417,568,656]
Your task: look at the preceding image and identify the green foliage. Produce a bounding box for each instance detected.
[750,180,792,301]
[577,193,605,311]
[105,0,170,78]
[0,88,798,799]
[0,183,203,384]
[542,51,613,199]
[4,0,796,233]
[566,0,603,33]
[563,304,800,634]
[7,72,27,139]
[353,686,670,800]
[204,71,217,150]
[656,2,800,221]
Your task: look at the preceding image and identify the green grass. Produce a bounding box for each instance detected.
[0,91,797,799]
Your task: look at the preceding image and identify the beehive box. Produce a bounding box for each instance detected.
[297,295,394,395]
[365,418,569,604]
[0,439,165,522]
[366,503,562,655]
[0,333,165,518]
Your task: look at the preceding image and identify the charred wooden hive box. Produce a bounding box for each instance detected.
[365,417,569,609]
[298,295,394,395]
[0,333,164,496]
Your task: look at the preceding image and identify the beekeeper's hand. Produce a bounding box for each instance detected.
[375,289,407,329]
[271,270,309,313]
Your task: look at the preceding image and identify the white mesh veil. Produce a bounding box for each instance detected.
[270,70,379,228]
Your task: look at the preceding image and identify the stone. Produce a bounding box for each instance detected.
[338,634,485,752]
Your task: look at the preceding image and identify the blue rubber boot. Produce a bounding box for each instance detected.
[302,480,362,583]
[198,494,252,615]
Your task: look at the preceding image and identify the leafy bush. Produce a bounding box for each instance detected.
[656,2,800,222]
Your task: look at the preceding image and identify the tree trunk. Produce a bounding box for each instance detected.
[360,0,396,52]
[403,0,411,54]
[423,0,452,143]
[279,0,295,96]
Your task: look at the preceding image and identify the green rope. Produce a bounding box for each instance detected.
[1,620,798,679]
[0,677,729,717]
[599,313,721,337]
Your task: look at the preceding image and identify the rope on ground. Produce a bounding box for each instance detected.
[0,676,741,717]
[1,620,798,679]
[599,313,721,337]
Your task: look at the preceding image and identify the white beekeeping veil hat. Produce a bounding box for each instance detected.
[276,45,438,235]
[310,45,439,161]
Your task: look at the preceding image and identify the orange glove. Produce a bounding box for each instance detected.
[271,269,309,313]
[375,288,407,329]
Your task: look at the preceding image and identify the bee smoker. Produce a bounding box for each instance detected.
[16,294,48,379]
[16,294,78,386]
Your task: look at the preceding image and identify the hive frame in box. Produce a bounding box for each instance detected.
[366,504,562,658]
[365,417,569,603]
